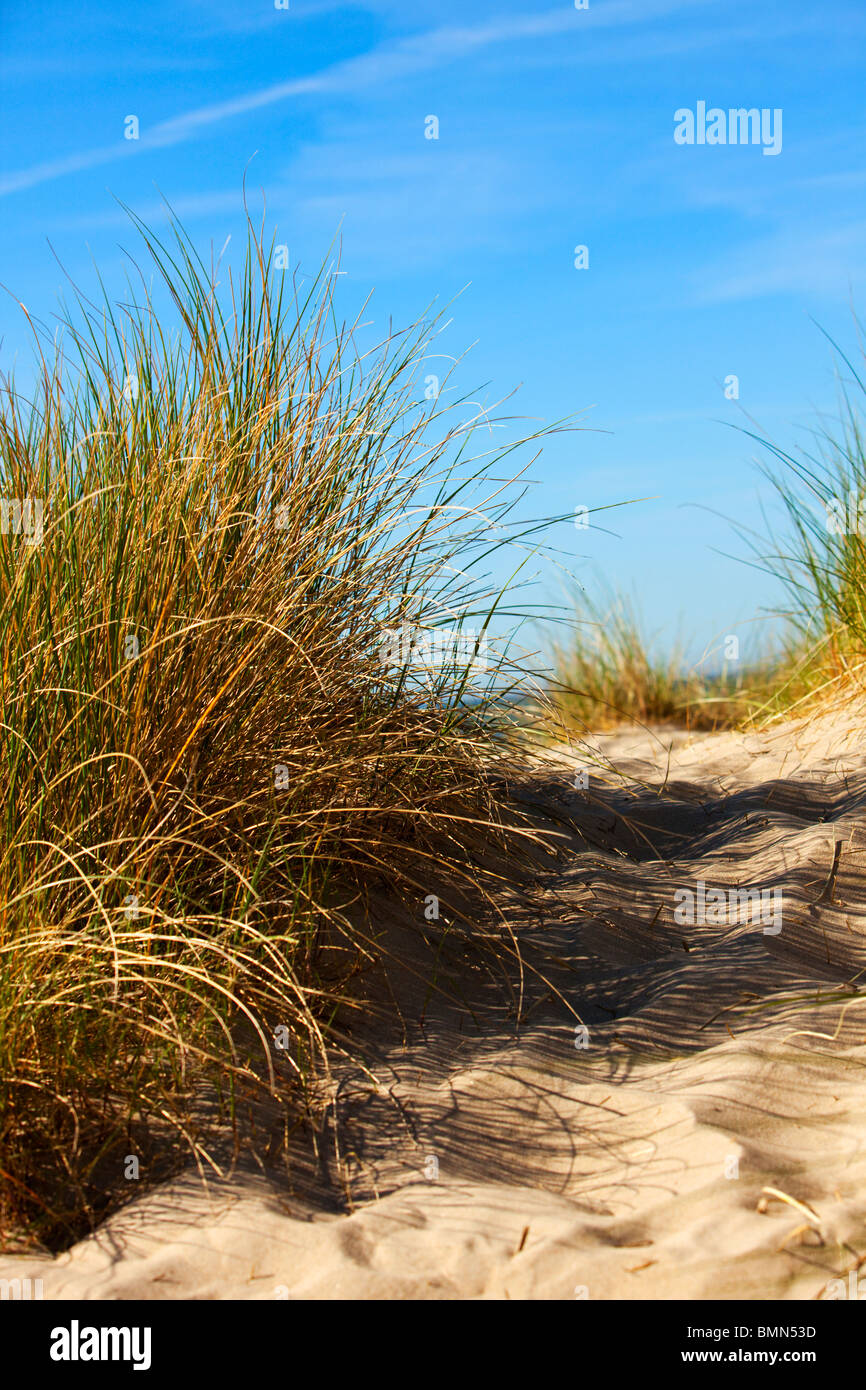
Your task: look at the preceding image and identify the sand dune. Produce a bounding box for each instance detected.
[6,708,866,1300]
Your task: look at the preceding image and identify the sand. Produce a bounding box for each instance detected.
[5,706,866,1300]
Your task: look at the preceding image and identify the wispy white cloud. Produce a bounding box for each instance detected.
[693,223,866,304]
[0,0,713,197]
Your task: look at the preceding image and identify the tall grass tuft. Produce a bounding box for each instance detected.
[0,210,559,1249]
[724,323,866,722]
[545,588,767,734]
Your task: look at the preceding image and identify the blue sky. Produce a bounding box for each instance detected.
[2,0,865,666]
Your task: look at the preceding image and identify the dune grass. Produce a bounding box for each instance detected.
[0,211,560,1250]
[544,325,866,741]
[735,326,866,718]
[544,588,781,735]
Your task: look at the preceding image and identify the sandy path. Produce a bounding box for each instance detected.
[5,708,866,1300]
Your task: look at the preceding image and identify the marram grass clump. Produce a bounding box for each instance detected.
[545,589,781,735]
[0,212,556,1249]
[740,325,866,717]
